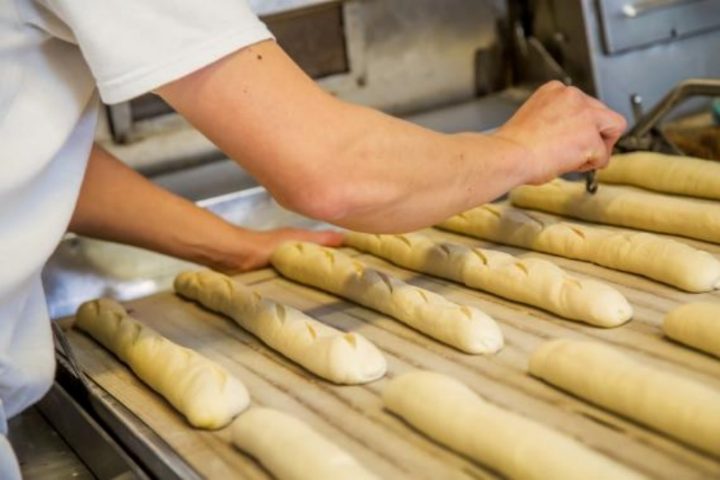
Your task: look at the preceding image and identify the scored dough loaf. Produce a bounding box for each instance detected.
[438,204,720,292]
[529,339,720,457]
[346,231,632,327]
[271,242,503,354]
[383,371,644,480]
[663,302,720,358]
[75,299,249,429]
[598,152,720,200]
[174,270,386,384]
[510,178,720,244]
[231,408,378,480]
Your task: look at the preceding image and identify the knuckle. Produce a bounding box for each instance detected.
[564,86,585,101]
[542,80,564,90]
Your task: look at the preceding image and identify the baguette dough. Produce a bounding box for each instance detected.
[174,270,386,384]
[231,408,378,480]
[663,302,720,358]
[438,204,720,292]
[383,371,644,480]
[75,299,249,429]
[510,178,720,244]
[529,339,720,457]
[271,242,503,354]
[346,231,632,327]
[598,152,720,200]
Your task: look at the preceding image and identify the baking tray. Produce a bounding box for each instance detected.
[53,188,720,479]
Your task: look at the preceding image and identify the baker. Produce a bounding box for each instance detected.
[0,1,625,475]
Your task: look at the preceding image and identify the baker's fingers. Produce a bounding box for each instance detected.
[578,138,610,172]
[539,80,566,93]
[576,155,608,172]
[592,106,627,142]
[583,93,609,110]
[575,161,593,173]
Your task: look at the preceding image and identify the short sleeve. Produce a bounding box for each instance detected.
[37,0,274,104]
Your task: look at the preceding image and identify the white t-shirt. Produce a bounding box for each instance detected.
[1,0,272,474]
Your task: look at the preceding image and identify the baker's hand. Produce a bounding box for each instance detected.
[217,227,344,273]
[493,81,627,185]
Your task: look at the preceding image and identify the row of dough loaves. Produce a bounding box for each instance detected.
[75,301,378,479]
[345,231,632,327]
[438,203,720,292]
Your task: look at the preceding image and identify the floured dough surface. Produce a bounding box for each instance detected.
[231,408,378,480]
[175,270,386,384]
[598,152,720,200]
[271,242,503,354]
[510,179,720,244]
[383,371,644,480]
[663,302,720,358]
[75,298,249,429]
[346,231,632,327]
[438,204,720,292]
[529,339,720,457]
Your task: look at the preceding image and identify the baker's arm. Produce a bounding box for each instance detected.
[68,145,343,272]
[157,40,625,233]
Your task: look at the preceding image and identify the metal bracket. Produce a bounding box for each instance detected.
[618,77,720,152]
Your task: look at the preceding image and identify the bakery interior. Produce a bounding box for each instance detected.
[12,0,720,478]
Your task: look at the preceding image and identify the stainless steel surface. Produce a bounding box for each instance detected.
[149,158,259,201]
[327,0,506,113]
[51,322,95,405]
[599,0,720,53]
[404,89,526,133]
[52,356,200,480]
[43,188,325,320]
[530,0,720,121]
[8,406,93,480]
[36,383,149,480]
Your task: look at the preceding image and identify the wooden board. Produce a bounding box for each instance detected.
[64,222,720,480]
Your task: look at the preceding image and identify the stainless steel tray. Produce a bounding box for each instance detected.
[42,186,328,320]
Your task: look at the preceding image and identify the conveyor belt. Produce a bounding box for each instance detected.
[62,216,720,479]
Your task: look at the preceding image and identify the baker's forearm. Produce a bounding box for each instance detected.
[158,41,528,232]
[305,113,529,231]
[158,40,624,232]
[69,146,250,269]
[69,146,342,271]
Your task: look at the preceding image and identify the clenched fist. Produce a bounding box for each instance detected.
[494,81,627,185]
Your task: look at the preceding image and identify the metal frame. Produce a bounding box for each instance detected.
[47,355,201,480]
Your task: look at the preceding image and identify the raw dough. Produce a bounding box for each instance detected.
[438,204,720,292]
[663,302,720,358]
[75,299,249,429]
[529,339,720,457]
[598,152,720,200]
[383,371,644,480]
[174,270,386,384]
[271,242,503,354]
[510,178,720,244]
[231,407,378,480]
[346,231,632,327]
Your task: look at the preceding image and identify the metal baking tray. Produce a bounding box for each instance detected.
[42,187,329,320]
